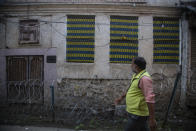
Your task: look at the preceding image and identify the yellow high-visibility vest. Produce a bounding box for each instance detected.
[126,70,151,116]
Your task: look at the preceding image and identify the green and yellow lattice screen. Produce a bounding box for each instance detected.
[110,16,138,63]
[66,15,95,63]
[153,17,179,64]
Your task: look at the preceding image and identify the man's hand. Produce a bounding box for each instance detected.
[149,118,157,131]
[114,98,122,105]
[114,93,126,105]
[146,103,157,131]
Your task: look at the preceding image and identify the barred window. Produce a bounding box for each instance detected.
[153,17,179,64]
[66,15,95,63]
[19,20,39,45]
[110,16,138,63]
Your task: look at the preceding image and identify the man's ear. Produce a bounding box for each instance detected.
[135,65,140,71]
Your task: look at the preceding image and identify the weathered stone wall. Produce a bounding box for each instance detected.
[5,16,52,49]
[56,79,129,109]
[53,64,181,116]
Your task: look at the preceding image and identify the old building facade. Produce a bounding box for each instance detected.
[0,0,195,118]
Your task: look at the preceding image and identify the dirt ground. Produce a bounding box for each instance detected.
[0,104,196,131]
[0,113,196,131]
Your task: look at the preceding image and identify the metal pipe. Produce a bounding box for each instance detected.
[162,72,181,128]
[50,80,55,122]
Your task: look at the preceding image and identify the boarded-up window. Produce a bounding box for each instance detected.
[66,15,95,63]
[153,17,179,64]
[191,29,196,68]
[19,20,39,44]
[110,16,138,63]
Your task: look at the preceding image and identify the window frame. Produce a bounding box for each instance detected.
[19,19,40,45]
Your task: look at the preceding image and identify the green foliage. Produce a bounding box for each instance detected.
[75,123,85,130]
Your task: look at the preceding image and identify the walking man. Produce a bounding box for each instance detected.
[115,57,156,131]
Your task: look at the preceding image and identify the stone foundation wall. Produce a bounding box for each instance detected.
[0,71,182,125]
[56,79,130,110]
[54,71,181,115]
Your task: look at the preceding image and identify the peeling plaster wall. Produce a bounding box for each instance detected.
[146,0,180,7]
[56,15,153,80]
[0,23,6,103]
[55,15,180,79]
[5,16,52,49]
[0,50,6,104]
[181,14,189,107]
[0,22,6,49]
[53,15,181,113]
[152,64,181,111]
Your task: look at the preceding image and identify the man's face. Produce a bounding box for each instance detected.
[131,60,137,73]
